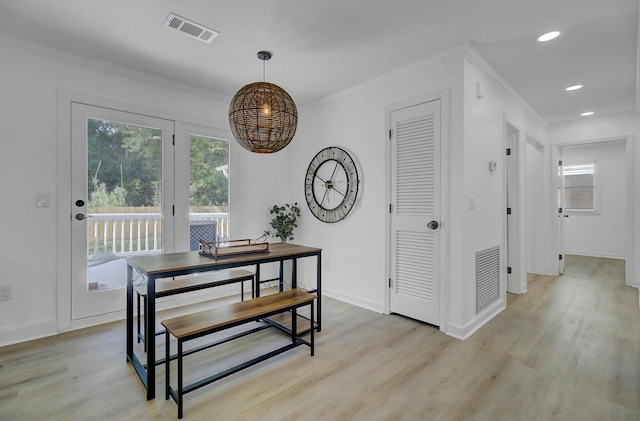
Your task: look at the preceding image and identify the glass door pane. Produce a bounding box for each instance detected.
[87,119,163,291]
[189,135,229,249]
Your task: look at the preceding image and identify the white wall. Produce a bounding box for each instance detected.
[459,51,547,335]
[562,141,627,259]
[548,113,640,286]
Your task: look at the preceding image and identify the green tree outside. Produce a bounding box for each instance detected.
[86,120,229,211]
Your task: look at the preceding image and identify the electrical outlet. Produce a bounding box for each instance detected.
[0,285,12,302]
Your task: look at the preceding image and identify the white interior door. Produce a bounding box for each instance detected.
[389,99,441,325]
[71,103,174,319]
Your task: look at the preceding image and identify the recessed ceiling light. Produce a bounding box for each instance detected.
[538,31,560,42]
[581,111,594,116]
[566,84,583,91]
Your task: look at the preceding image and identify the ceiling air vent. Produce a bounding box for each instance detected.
[163,13,219,44]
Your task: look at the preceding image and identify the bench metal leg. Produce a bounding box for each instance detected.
[143,295,147,352]
[310,301,315,356]
[291,306,297,343]
[136,292,141,344]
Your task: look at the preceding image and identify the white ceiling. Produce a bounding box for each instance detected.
[0,0,638,123]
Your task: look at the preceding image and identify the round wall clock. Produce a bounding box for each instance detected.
[305,146,360,223]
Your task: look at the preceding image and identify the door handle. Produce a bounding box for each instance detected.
[75,213,93,221]
[427,220,439,230]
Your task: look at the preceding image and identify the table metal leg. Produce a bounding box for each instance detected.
[317,253,322,332]
[292,258,297,289]
[178,339,184,419]
[165,330,170,400]
[254,264,261,298]
[146,275,156,400]
[127,265,133,362]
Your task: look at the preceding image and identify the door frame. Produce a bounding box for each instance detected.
[551,136,636,286]
[504,119,526,294]
[57,91,170,330]
[384,89,451,332]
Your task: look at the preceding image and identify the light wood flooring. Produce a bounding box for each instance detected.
[1,255,638,420]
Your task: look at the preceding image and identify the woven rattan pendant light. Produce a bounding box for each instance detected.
[229,51,298,153]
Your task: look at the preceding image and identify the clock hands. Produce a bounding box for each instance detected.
[315,174,328,184]
[329,161,340,182]
[320,189,329,208]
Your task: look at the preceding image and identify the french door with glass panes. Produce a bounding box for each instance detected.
[71,103,174,319]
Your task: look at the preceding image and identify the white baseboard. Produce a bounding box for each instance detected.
[0,318,58,348]
[444,298,506,340]
[564,251,626,260]
[1,283,257,347]
[322,288,385,314]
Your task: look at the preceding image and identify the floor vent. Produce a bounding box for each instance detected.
[476,246,500,314]
[163,13,219,44]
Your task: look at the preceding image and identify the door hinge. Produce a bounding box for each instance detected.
[172,205,175,216]
[507,266,512,274]
[388,278,392,288]
[389,204,392,213]
[506,207,512,215]
[172,134,175,145]
[389,129,392,140]
[506,148,511,156]
[559,254,563,260]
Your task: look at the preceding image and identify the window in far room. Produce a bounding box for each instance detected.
[562,162,597,212]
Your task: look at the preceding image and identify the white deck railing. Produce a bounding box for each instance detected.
[87,212,229,259]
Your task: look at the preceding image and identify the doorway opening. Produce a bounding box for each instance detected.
[555,139,630,279]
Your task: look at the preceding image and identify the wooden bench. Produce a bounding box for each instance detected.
[135,269,255,349]
[162,289,316,419]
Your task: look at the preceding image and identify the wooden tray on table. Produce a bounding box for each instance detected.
[199,239,270,259]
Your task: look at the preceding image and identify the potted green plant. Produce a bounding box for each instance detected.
[263,202,301,243]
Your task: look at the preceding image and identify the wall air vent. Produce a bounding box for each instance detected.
[163,13,219,44]
[476,246,500,314]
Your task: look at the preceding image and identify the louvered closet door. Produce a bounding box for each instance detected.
[390,99,441,325]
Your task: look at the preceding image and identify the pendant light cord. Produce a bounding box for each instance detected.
[262,59,266,82]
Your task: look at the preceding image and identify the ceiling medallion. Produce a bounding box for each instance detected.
[228,51,298,153]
